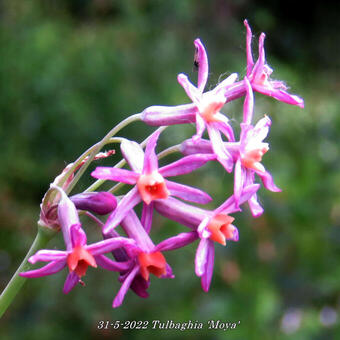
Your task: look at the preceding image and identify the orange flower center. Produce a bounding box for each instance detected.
[198,92,225,123]
[137,172,169,205]
[67,246,97,278]
[207,214,236,245]
[241,146,269,172]
[138,251,167,281]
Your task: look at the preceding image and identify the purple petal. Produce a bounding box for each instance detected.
[271,80,288,91]
[234,158,245,205]
[231,226,239,242]
[120,210,155,252]
[213,73,238,94]
[143,130,161,174]
[163,263,175,279]
[103,186,141,234]
[95,254,133,271]
[70,224,87,247]
[86,237,136,256]
[129,274,150,298]
[141,103,197,126]
[248,193,264,217]
[239,184,261,205]
[20,259,66,278]
[207,125,234,172]
[243,76,254,125]
[155,231,198,252]
[195,238,209,277]
[252,84,304,108]
[177,73,201,104]
[193,112,206,142]
[213,116,235,142]
[28,250,67,264]
[113,265,140,308]
[252,33,266,77]
[159,154,215,177]
[181,138,241,158]
[141,202,153,233]
[71,192,117,215]
[63,271,79,294]
[253,115,271,140]
[120,139,145,173]
[215,183,260,214]
[180,138,213,155]
[256,170,281,192]
[244,19,254,77]
[194,38,209,92]
[240,121,253,145]
[166,179,212,204]
[197,217,211,239]
[224,81,247,103]
[201,241,215,292]
[91,167,139,185]
[52,185,80,250]
[154,197,207,229]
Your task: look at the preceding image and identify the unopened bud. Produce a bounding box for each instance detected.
[70,192,117,215]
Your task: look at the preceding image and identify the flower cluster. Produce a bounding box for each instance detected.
[20,21,303,308]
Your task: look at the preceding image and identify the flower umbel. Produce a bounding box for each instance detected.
[0,20,303,314]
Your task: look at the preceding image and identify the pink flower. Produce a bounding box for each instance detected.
[233,78,281,216]
[180,79,281,217]
[243,19,304,108]
[141,39,237,172]
[176,39,237,172]
[20,187,135,293]
[91,130,214,234]
[110,211,177,307]
[154,184,259,291]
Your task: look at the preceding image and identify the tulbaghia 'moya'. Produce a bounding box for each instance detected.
[15,20,304,309]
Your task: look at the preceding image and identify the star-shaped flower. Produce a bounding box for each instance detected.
[20,187,135,293]
[177,38,238,172]
[243,19,304,108]
[233,77,281,215]
[91,129,215,235]
[154,184,259,291]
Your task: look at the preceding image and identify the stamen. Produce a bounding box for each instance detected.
[138,251,167,281]
[67,246,97,278]
[207,214,236,245]
[137,172,169,205]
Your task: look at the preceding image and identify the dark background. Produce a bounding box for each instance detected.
[1,1,340,339]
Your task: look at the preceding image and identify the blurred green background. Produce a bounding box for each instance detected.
[1,1,340,339]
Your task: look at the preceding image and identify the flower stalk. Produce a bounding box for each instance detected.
[0,226,57,318]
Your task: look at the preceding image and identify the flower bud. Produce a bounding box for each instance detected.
[70,192,117,215]
[141,104,196,126]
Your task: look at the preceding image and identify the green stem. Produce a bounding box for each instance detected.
[84,126,169,193]
[0,226,56,318]
[157,144,181,160]
[108,181,125,194]
[66,113,142,194]
[85,159,126,193]
[108,143,181,195]
[41,115,141,208]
